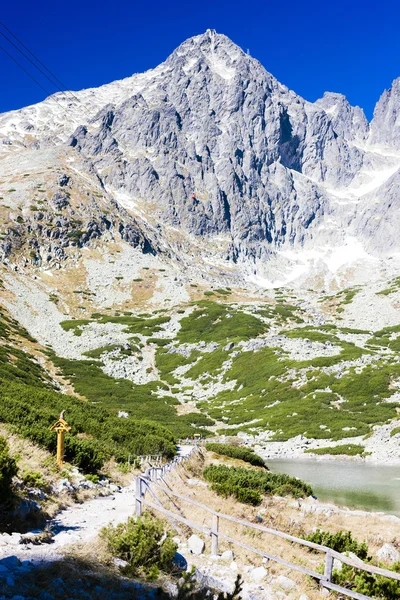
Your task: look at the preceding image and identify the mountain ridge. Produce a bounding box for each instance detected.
[1,30,400,287]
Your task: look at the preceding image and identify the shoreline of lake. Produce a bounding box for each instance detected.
[266,457,400,517]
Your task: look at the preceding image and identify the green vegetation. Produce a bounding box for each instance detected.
[305,444,369,457]
[82,343,137,358]
[320,287,360,306]
[366,324,400,352]
[258,303,305,324]
[334,561,400,600]
[0,303,178,472]
[305,529,368,559]
[205,443,266,467]
[203,465,313,505]
[203,325,399,440]
[390,427,400,437]
[0,435,18,502]
[21,470,46,489]
[177,301,266,344]
[101,512,177,580]
[305,529,400,600]
[185,348,231,380]
[51,352,210,438]
[60,313,170,337]
[156,347,201,385]
[0,379,176,472]
[376,277,400,296]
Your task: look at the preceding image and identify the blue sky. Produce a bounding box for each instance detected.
[1,0,399,119]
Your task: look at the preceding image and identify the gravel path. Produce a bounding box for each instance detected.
[0,446,193,563]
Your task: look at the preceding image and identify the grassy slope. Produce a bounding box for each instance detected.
[3,285,400,452]
[0,306,176,471]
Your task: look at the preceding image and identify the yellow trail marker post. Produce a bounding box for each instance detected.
[50,411,71,468]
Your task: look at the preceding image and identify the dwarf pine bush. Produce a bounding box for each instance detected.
[205,443,265,467]
[305,529,400,599]
[0,436,18,502]
[203,465,312,505]
[101,512,177,579]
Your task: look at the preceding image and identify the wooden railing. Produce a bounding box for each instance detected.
[134,449,400,600]
[136,454,163,467]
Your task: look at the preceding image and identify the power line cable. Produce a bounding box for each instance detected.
[0,20,92,118]
[0,43,70,115]
[0,29,69,97]
[0,20,82,104]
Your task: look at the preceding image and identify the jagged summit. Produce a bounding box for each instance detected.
[0,31,400,286]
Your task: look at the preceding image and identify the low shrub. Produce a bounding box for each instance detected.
[206,443,265,467]
[305,529,400,599]
[0,436,18,502]
[305,529,368,559]
[305,444,369,457]
[21,470,46,489]
[101,512,177,579]
[203,465,312,505]
[333,561,400,600]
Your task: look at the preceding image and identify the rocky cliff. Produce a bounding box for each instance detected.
[1,30,400,284]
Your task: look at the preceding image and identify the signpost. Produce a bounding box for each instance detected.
[50,412,71,468]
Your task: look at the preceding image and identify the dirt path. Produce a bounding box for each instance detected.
[0,446,193,563]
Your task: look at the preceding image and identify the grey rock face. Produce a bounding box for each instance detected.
[1,30,400,274]
[315,92,369,142]
[67,30,348,260]
[370,78,400,149]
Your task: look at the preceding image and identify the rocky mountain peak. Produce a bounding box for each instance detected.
[1,32,400,284]
[314,91,369,142]
[370,77,400,150]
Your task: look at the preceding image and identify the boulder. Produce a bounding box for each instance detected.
[112,557,129,569]
[188,534,205,555]
[376,543,400,564]
[221,550,234,561]
[333,551,364,571]
[249,566,268,583]
[0,556,21,569]
[276,574,296,591]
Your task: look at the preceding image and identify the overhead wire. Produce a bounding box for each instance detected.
[0,20,92,118]
[0,42,70,115]
[1,29,70,99]
[0,20,78,96]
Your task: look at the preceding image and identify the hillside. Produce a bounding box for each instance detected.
[1,253,400,463]
[1,30,400,287]
[0,30,400,467]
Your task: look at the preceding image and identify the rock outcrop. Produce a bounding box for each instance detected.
[1,30,400,279]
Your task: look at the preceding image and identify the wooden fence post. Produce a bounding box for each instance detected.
[322,551,333,587]
[135,477,142,517]
[211,513,219,555]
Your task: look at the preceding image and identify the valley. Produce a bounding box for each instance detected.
[1,239,400,465]
[1,27,400,599]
